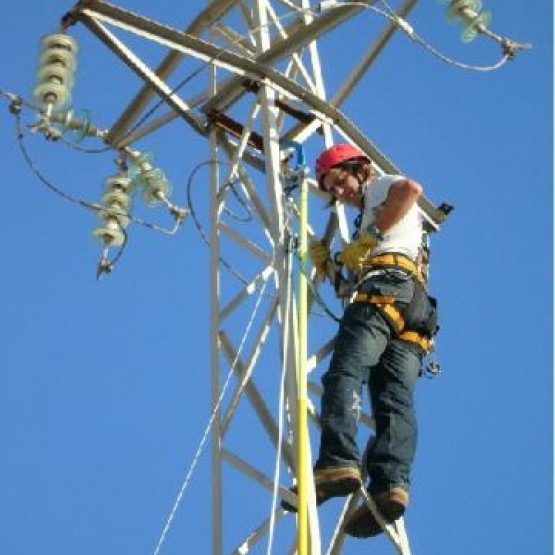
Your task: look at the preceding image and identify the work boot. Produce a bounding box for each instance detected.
[343,486,409,538]
[281,466,362,512]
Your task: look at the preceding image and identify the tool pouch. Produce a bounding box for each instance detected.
[402,281,439,338]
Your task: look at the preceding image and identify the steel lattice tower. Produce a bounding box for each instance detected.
[56,1,453,553]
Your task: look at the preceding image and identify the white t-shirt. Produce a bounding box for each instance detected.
[359,175,422,261]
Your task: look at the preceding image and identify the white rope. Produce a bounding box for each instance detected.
[265,251,293,555]
[150,270,272,555]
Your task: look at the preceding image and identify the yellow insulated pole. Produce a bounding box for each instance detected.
[297,159,309,555]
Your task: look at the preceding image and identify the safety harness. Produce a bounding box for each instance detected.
[344,189,438,355]
[353,253,435,353]
[361,252,427,289]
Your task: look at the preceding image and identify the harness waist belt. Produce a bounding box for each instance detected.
[363,253,417,275]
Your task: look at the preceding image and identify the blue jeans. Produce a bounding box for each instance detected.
[315,296,422,494]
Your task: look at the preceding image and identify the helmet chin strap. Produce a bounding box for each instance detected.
[356,178,367,206]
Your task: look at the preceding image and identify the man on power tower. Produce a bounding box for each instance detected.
[283,143,439,538]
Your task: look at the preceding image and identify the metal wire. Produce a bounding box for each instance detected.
[378,0,514,72]
[271,0,518,73]
[219,178,255,223]
[57,133,113,154]
[116,63,210,148]
[410,33,511,71]
[11,108,182,237]
[186,160,252,285]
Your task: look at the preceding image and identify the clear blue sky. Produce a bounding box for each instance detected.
[0,1,552,555]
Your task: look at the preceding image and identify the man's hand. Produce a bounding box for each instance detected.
[309,239,332,279]
[337,232,378,273]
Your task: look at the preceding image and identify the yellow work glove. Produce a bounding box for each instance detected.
[337,232,378,273]
[309,239,332,279]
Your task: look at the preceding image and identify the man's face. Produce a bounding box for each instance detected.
[322,166,361,207]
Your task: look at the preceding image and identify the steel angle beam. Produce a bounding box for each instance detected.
[332,0,420,107]
[228,506,288,555]
[64,0,244,144]
[284,0,421,143]
[111,84,217,147]
[219,331,296,471]
[219,267,274,322]
[201,0,380,114]
[78,14,206,138]
[327,494,361,555]
[211,22,258,57]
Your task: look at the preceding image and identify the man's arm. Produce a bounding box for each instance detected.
[373,178,422,233]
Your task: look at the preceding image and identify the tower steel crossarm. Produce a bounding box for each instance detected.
[200,0,381,114]
[107,0,244,144]
[285,0,420,143]
[63,0,378,143]
[69,0,446,228]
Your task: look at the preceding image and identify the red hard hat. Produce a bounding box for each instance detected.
[315,143,371,188]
